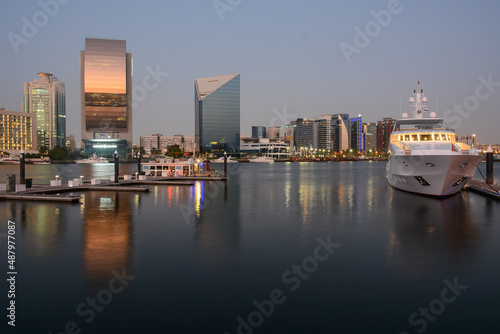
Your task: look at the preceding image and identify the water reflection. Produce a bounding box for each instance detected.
[5,201,67,256]
[193,178,240,268]
[81,191,134,288]
[387,188,479,280]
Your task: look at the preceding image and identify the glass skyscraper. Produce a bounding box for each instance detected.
[195,74,240,155]
[81,38,132,156]
[23,73,66,149]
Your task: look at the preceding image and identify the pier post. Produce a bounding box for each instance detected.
[114,150,119,183]
[137,152,142,175]
[20,149,25,184]
[224,151,227,178]
[486,145,494,185]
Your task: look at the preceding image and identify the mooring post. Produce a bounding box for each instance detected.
[486,145,494,185]
[20,149,26,184]
[114,150,119,183]
[224,151,227,178]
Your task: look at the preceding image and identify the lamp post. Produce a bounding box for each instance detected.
[114,150,119,183]
[20,149,25,184]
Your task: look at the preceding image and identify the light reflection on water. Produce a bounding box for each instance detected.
[1,162,500,333]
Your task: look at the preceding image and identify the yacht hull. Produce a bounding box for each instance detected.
[387,154,483,196]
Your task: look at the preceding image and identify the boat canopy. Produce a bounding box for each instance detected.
[394,118,445,131]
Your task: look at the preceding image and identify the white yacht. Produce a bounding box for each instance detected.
[75,153,109,164]
[213,156,238,163]
[248,156,275,163]
[386,82,483,197]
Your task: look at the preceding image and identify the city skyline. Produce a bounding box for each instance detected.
[1,1,500,145]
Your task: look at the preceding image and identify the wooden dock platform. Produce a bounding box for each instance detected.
[466,179,500,200]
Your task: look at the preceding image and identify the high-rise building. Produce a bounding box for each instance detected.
[349,116,363,153]
[81,38,132,156]
[377,117,396,152]
[363,122,378,154]
[0,108,37,153]
[23,72,65,149]
[252,126,266,139]
[332,114,350,152]
[195,74,240,155]
[295,118,315,152]
[140,135,160,153]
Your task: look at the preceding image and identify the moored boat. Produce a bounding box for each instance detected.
[248,156,275,163]
[386,82,483,197]
[75,153,109,164]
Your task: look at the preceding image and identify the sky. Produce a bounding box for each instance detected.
[1,0,500,146]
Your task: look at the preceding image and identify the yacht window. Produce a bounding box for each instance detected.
[447,135,451,141]
[420,134,432,141]
[411,134,418,141]
[399,135,403,141]
[404,135,410,141]
[434,134,441,141]
[441,134,447,141]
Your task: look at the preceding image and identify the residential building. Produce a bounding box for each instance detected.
[81,38,133,156]
[0,108,37,154]
[22,72,65,149]
[140,135,160,153]
[195,73,240,155]
[350,116,363,153]
[377,117,396,153]
[363,122,378,154]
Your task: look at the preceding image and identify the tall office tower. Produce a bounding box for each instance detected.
[81,38,132,156]
[332,114,350,152]
[377,117,396,152]
[23,72,65,149]
[195,74,240,155]
[349,116,363,153]
[295,118,315,151]
[363,122,378,153]
[252,126,266,139]
[0,108,37,153]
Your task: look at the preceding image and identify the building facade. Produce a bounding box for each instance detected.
[265,126,280,140]
[363,122,378,154]
[81,38,132,156]
[252,126,266,139]
[332,114,350,153]
[195,74,240,155]
[22,72,65,149]
[377,117,396,153]
[0,108,37,154]
[456,134,480,148]
[350,116,363,153]
[240,138,290,159]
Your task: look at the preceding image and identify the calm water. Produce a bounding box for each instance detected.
[1,161,500,334]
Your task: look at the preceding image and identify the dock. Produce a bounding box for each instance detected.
[466,179,500,200]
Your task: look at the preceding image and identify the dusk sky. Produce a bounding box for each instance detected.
[1,0,500,145]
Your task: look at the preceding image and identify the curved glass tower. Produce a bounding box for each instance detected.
[195,74,240,155]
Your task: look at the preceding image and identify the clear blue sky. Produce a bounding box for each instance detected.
[1,0,500,145]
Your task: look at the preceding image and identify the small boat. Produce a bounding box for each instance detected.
[33,161,51,165]
[386,82,483,197]
[213,156,238,163]
[75,153,109,164]
[0,158,20,164]
[248,156,275,163]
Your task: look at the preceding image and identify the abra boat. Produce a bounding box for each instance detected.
[75,153,109,164]
[386,82,483,197]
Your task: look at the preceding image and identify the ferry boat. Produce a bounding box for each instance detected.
[386,82,483,197]
[75,153,109,164]
[248,156,275,163]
